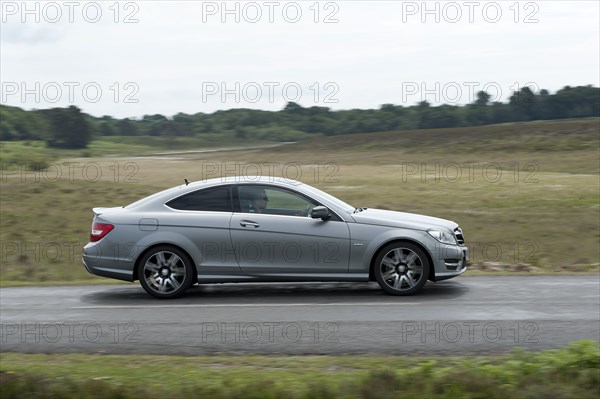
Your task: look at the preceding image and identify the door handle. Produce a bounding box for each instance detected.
[240,220,260,228]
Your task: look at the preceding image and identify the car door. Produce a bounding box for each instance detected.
[229,185,351,274]
[164,185,240,274]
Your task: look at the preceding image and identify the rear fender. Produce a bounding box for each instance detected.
[135,232,204,267]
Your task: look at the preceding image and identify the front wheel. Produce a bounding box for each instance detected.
[138,246,194,299]
[374,241,430,296]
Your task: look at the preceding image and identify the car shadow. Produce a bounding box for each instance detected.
[80,279,469,305]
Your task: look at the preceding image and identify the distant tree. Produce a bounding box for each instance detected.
[509,86,537,120]
[99,121,116,136]
[465,104,487,126]
[117,118,138,136]
[142,114,168,122]
[45,106,92,148]
[475,91,491,106]
[284,102,303,113]
[549,85,600,118]
[0,119,16,140]
[172,113,195,136]
[0,105,49,140]
[490,102,513,123]
[418,104,461,129]
[1,84,599,143]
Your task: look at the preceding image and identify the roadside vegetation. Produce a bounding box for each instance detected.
[1,118,598,285]
[1,341,598,399]
[1,106,598,399]
[2,85,598,148]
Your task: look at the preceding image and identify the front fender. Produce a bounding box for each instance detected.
[348,225,434,274]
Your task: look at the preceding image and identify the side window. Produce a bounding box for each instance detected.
[166,186,232,212]
[238,185,318,217]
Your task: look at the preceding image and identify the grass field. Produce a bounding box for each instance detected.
[0,135,272,162]
[1,341,598,398]
[1,118,599,285]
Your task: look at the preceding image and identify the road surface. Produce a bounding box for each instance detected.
[1,276,598,355]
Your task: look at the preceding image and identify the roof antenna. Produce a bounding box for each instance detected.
[184,178,189,186]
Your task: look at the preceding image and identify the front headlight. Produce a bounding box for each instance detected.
[427,229,457,245]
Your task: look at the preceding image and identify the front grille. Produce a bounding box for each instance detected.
[454,227,465,245]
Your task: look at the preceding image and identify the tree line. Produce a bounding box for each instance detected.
[0,85,598,149]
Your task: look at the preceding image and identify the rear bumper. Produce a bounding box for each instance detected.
[82,242,135,282]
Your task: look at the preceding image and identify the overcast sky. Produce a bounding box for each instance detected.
[1,0,599,118]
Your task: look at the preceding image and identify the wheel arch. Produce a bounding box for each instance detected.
[368,238,436,282]
[133,243,198,284]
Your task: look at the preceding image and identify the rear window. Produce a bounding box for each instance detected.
[166,186,232,212]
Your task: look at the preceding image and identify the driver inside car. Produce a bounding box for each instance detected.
[247,188,269,213]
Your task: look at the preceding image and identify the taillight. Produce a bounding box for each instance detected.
[90,222,114,242]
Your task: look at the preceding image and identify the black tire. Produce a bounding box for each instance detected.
[374,241,430,296]
[138,246,194,299]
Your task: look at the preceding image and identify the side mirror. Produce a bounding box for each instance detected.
[310,206,330,220]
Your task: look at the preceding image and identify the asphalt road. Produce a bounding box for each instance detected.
[1,276,598,355]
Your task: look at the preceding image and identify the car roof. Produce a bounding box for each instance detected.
[185,176,303,190]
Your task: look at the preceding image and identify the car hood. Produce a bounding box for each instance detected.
[350,208,458,231]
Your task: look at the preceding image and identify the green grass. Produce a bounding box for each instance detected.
[87,135,273,157]
[0,180,157,283]
[275,118,600,174]
[1,118,599,285]
[0,135,274,160]
[1,341,598,398]
[0,141,57,170]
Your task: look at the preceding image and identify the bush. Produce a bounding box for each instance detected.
[1,342,598,399]
[0,141,54,171]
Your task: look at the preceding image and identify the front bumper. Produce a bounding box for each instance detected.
[431,244,468,281]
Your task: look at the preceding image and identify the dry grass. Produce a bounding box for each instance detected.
[1,118,598,284]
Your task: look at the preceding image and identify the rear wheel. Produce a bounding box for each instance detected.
[374,241,430,296]
[138,246,194,299]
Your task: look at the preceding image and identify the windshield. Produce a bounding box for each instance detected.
[303,184,355,214]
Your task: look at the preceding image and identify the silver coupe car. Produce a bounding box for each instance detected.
[83,176,467,298]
